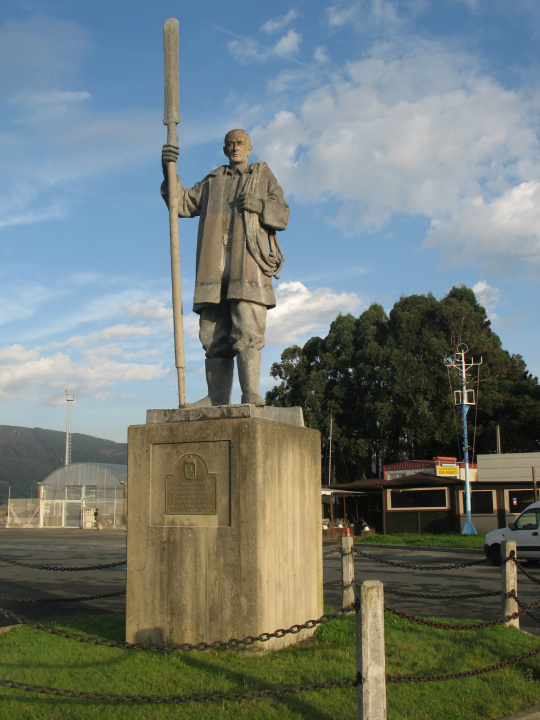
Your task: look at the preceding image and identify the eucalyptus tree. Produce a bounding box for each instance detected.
[267,286,540,480]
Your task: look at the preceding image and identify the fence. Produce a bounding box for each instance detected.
[6,499,39,528]
[0,539,538,716]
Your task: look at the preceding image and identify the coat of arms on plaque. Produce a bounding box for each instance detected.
[184,455,196,480]
[165,453,217,515]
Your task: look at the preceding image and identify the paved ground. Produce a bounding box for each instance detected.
[0,528,127,625]
[1,529,539,632]
[499,705,540,720]
[323,542,540,634]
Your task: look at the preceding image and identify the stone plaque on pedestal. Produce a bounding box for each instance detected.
[126,407,322,652]
[165,453,217,515]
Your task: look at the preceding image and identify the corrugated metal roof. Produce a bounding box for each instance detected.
[41,462,127,487]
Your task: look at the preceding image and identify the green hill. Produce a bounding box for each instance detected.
[0,425,127,503]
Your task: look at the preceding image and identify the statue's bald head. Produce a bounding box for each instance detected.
[224,128,251,146]
[224,129,252,167]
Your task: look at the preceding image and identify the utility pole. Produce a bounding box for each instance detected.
[65,390,74,466]
[445,344,482,535]
[328,415,333,485]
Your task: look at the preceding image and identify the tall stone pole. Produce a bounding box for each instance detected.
[163,18,186,407]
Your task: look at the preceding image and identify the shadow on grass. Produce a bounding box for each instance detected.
[0,613,352,719]
[47,612,126,642]
[53,613,351,717]
[179,648,347,720]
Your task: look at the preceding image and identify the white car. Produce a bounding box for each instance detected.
[484,500,540,565]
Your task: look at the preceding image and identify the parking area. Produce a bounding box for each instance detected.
[0,528,127,626]
[0,529,538,637]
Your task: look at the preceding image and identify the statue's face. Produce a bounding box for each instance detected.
[224,130,252,166]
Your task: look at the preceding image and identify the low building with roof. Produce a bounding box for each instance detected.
[322,453,540,538]
[33,462,127,529]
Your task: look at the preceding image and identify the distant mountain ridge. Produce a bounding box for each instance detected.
[0,425,128,503]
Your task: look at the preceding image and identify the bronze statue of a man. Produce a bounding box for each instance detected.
[161,129,289,407]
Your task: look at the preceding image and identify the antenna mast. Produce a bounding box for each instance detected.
[445,344,482,535]
[65,390,75,466]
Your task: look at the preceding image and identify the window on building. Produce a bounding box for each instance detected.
[389,488,448,510]
[508,490,536,514]
[461,490,494,514]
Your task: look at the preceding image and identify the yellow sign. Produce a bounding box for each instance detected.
[436,465,459,477]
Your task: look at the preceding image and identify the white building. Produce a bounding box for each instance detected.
[30,462,127,529]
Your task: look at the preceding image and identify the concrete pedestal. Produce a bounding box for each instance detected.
[126,406,322,652]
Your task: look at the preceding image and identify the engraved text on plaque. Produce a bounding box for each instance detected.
[165,453,217,515]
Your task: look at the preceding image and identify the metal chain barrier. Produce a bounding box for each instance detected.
[0,674,359,704]
[353,546,488,570]
[0,590,126,604]
[322,546,341,557]
[385,593,540,631]
[512,556,540,585]
[385,588,505,600]
[514,595,540,625]
[0,604,355,652]
[387,645,540,684]
[0,556,126,572]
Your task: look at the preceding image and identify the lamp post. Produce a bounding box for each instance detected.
[65,391,75,466]
[445,344,482,535]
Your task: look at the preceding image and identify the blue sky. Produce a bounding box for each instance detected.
[1,0,539,443]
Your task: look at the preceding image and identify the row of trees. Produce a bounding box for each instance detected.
[266,286,540,481]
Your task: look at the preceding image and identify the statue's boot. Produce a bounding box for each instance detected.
[188,357,234,407]
[237,349,265,407]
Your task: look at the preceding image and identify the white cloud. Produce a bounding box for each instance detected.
[49,326,152,350]
[98,325,151,340]
[252,38,540,277]
[125,299,172,321]
[0,342,168,403]
[261,10,299,34]
[314,46,330,64]
[0,345,71,400]
[266,281,364,345]
[425,182,540,272]
[226,29,303,65]
[326,0,406,32]
[183,314,200,340]
[472,281,501,321]
[31,288,170,341]
[273,30,301,57]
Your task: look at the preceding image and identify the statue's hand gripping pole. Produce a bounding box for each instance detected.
[163,18,186,407]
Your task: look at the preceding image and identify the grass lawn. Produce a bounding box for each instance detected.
[359,532,486,550]
[0,611,538,719]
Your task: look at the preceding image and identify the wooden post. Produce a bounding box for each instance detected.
[341,535,355,608]
[163,18,186,407]
[501,540,519,629]
[356,580,387,720]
